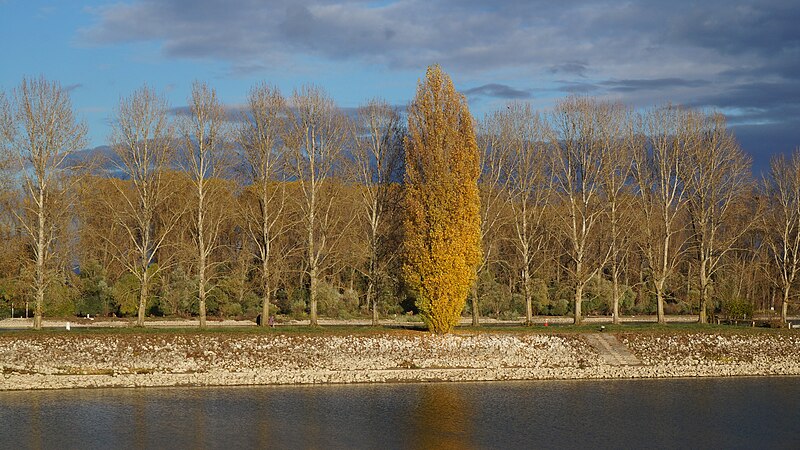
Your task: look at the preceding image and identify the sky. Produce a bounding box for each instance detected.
[1,0,799,173]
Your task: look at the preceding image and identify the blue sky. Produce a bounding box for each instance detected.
[2,0,799,173]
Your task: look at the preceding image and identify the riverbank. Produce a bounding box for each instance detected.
[0,315,701,329]
[2,329,799,390]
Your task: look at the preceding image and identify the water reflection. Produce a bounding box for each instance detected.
[412,384,473,450]
[1,378,799,449]
[256,401,271,449]
[133,395,146,449]
[31,395,42,450]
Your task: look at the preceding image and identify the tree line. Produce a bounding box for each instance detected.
[1,70,798,330]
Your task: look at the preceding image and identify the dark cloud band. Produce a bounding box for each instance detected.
[79,0,800,164]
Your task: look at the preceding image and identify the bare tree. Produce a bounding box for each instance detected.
[472,109,512,326]
[684,112,755,323]
[2,77,87,329]
[0,91,11,191]
[349,98,403,325]
[180,81,230,329]
[285,86,350,327]
[105,85,180,327]
[634,105,693,324]
[237,83,289,327]
[490,103,551,325]
[765,149,800,324]
[598,103,634,324]
[549,97,610,325]
[0,92,17,287]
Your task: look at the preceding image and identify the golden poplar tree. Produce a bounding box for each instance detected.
[404,65,481,334]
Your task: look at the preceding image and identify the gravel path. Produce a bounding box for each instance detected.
[1,331,799,390]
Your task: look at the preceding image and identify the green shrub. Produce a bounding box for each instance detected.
[339,288,361,318]
[530,278,550,315]
[584,276,612,314]
[289,287,309,318]
[204,286,226,317]
[619,286,636,313]
[315,282,360,318]
[44,280,78,317]
[273,287,291,314]
[240,291,263,316]
[551,298,569,316]
[664,301,694,315]
[375,276,403,316]
[112,273,141,316]
[219,301,243,318]
[722,296,754,319]
[631,290,657,314]
[476,270,514,319]
[316,282,340,317]
[0,278,22,319]
[158,266,195,316]
[76,260,113,316]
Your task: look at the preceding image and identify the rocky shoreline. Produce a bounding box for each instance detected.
[1,331,799,390]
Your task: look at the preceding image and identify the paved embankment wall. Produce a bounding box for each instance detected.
[1,331,799,390]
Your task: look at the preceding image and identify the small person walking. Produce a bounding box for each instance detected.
[268,315,275,328]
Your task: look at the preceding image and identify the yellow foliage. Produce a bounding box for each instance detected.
[403,65,482,334]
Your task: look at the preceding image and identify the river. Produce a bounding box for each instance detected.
[1,377,798,449]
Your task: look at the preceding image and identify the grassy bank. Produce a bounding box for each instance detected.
[0,320,796,338]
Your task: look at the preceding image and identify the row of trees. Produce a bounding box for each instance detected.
[0,70,798,331]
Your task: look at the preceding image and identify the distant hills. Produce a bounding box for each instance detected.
[64,145,126,178]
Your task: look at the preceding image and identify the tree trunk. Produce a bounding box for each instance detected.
[34,282,44,330]
[307,182,318,327]
[658,207,670,326]
[261,292,270,328]
[372,294,379,327]
[366,278,377,326]
[368,248,378,326]
[137,271,148,327]
[574,256,583,325]
[610,205,620,325]
[34,190,45,331]
[471,281,479,327]
[656,282,666,324]
[199,272,207,329]
[699,296,707,324]
[612,268,620,325]
[309,265,318,326]
[523,266,532,326]
[197,183,207,329]
[261,258,270,328]
[782,287,790,324]
[699,259,709,324]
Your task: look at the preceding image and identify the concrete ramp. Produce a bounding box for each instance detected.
[584,333,642,366]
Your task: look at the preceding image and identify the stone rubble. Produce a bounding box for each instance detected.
[1,331,799,390]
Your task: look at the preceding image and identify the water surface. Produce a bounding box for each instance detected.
[1,377,798,449]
